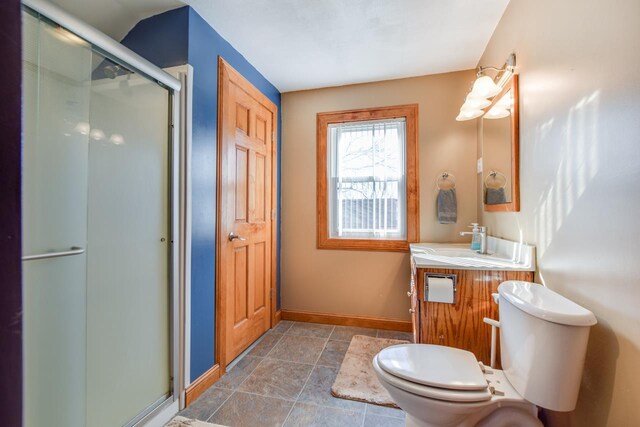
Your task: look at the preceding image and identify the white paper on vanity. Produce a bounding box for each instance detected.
[427,277,455,303]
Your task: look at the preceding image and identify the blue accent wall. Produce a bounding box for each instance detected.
[121,6,281,382]
[120,7,189,68]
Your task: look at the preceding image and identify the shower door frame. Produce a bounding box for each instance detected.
[21,0,184,425]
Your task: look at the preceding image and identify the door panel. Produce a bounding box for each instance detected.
[234,246,249,325]
[219,59,276,365]
[255,154,266,221]
[254,242,266,312]
[235,147,249,221]
[256,116,267,143]
[236,104,250,135]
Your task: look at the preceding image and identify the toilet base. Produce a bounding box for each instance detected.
[405,414,431,427]
[375,361,542,427]
[404,407,542,427]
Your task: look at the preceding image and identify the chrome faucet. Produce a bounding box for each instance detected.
[460,225,488,254]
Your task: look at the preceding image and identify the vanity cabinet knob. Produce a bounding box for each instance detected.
[409,308,415,314]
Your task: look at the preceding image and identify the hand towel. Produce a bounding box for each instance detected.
[486,187,507,205]
[437,188,457,224]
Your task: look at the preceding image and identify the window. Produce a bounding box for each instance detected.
[317,105,419,251]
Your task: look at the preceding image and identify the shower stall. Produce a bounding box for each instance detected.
[21,1,182,425]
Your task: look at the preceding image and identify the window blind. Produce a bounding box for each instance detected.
[327,118,407,239]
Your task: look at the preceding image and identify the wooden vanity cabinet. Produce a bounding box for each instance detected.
[409,266,533,367]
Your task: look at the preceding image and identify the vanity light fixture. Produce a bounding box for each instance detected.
[461,93,491,111]
[484,107,510,119]
[456,53,516,121]
[456,109,484,121]
[470,76,501,98]
[495,92,514,109]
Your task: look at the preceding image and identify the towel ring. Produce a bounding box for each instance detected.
[485,170,507,189]
[436,172,456,190]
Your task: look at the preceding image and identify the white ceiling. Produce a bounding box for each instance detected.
[50,0,510,92]
[49,0,184,41]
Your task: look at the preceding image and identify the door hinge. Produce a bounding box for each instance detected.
[271,209,276,221]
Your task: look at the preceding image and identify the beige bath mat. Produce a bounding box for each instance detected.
[166,416,226,427]
[331,335,408,408]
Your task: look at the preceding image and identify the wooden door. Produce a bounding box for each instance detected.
[218,58,277,366]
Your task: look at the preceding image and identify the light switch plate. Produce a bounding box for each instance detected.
[477,157,483,174]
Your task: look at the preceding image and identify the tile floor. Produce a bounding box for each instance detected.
[178,321,412,427]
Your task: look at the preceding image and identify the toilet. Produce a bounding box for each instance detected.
[373,281,597,427]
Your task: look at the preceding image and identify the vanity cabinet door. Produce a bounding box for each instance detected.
[417,268,533,366]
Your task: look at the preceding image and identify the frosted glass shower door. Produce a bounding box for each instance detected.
[85,64,171,427]
[22,9,173,427]
[22,12,92,427]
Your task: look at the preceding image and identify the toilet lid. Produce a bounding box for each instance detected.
[376,344,487,391]
[373,356,493,403]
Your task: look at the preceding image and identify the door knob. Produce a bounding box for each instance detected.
[407,291,412,298]
[409,308,415,314]
[228,232,247,241]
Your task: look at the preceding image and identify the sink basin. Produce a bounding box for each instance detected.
[423,248,481,257]
[411,238,535,271]
[413,250,518,269]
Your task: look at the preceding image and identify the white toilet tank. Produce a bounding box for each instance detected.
[498,281,597,412]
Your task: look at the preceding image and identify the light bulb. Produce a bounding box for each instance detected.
[484,107,510,119]
[470,76,501,98]
[456,109,484,121]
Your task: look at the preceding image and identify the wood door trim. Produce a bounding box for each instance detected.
[216,57,278,373]
[270,93,279,330]
[484,74,520,212]
[185,364,220,405]
[280,309,412,332]
[316,104,419,252]
[220,58,277,114]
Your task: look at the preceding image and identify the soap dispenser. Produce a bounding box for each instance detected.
[469,223,481,251]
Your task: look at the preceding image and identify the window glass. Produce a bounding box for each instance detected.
[327,118,407,239]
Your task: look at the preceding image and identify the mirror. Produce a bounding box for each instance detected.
[481,74,519,211]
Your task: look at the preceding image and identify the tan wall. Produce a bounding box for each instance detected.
[281,71,478,320]
[478,0,640,425]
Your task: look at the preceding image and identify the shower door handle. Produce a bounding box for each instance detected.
[22,246,85,261]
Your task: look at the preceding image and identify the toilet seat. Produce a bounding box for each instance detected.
[374,344,493,403]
